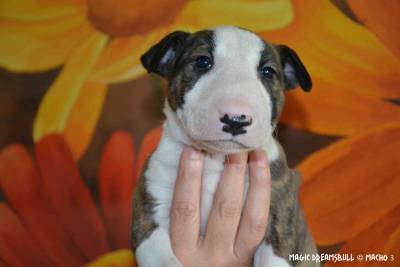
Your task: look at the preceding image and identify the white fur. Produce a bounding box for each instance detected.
[254,243,291,267]
[136,227,183,267]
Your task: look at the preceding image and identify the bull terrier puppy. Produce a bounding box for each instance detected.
[131,26,319,267]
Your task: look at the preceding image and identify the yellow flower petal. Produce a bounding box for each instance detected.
[0,0,85,21]
[299,122,400,245]
[281,79,400,136]
[0,14,93,72]
[64,81,107,160]
[90,28,169,83]
[261,0,400,99]
[33,32,107,150]
[174,0,293,31]
[85,249,137,267]
[348,0,400,59]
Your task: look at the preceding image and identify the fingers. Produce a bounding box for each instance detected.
[170,147,271,263]
[204,152,248,252]
[234,150,271,260]
[170,147,204,254]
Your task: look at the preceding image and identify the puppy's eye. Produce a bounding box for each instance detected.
[195,56,213,70]
[261,66,276,79]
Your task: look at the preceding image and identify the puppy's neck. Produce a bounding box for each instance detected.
[162,101,281,162]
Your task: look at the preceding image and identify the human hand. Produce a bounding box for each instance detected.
[170,147,271,267]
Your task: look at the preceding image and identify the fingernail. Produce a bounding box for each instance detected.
[251,150,268,167]
[227,152,248,164]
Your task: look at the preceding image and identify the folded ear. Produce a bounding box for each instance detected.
[276,45,312,92]
[141,31,190,77]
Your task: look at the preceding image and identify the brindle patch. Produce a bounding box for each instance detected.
[131,161,158,250]
[168,30,215,110]
[264,166,318,266]
[270,159,286,180]
[257,43,286,126]
[265,168,300,262]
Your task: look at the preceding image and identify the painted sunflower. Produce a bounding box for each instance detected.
[1,0,400,266]
[0,0,294,160]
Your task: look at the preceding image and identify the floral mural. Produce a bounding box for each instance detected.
[0,0,399,266]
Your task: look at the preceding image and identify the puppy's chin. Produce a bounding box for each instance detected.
[192,139,254,155]
[184,126,265,155]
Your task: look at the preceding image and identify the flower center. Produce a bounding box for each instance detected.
[88,0,187,37]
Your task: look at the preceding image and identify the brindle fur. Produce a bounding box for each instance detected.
[257,43,286,126]
[264,144,318,266]
[131,162,158,250]
[270,159,286,181]
[168,30,215,110]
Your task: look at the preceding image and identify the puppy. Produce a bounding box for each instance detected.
[131,26,319,267]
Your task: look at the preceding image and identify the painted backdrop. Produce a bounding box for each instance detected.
[0,0,399,266]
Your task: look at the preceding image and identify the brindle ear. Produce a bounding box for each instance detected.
[140,31,190,77]
[276,45,312,92]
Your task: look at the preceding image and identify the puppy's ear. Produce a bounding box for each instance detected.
[276,45,312,92]
[141,31,190,77]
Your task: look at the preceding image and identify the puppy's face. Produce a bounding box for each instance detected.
[141,26,311,154]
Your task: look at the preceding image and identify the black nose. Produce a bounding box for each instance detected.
[220,114,252,136]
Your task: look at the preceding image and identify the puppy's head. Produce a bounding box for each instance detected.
[141,26,311,154]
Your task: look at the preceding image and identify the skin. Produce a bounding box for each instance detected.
[170,147,271,267]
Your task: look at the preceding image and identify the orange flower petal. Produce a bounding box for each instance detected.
[0,203,53,267]
[136,127,162,177]
[35,134,110,260]
[379,225,400,267]
[33,32,107,158]
[90,28,168,84]
[85,249,137,267]
[299,122,400,245]
[64,81,107,159]
[0,13,93,72]
[324,206,400,267]
[261,0,400,99]
[0,0,85,21]
[0,260,8,267]
[0,144,86,266]
[0,240,22,267]
[99,131,136,249]
[174,0,293,32]
[348,0,400,59]
[281,79,400,135]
